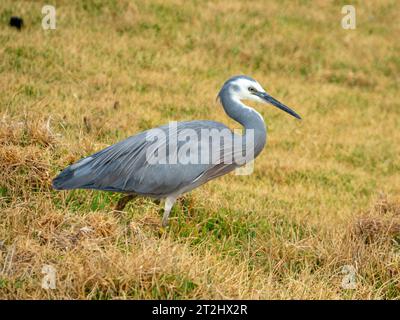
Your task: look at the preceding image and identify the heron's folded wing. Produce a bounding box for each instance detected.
[53,120,233,196]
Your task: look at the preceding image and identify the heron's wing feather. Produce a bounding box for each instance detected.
[190,129,255,186]
[53,120,234,197]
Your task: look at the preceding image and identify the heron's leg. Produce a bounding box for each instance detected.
[162,196,177,227]
[115,194,137,211]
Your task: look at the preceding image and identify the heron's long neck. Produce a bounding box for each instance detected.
[220,92,267,158]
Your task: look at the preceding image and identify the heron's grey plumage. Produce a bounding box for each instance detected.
[53,75,301,226]
[53,120,239,197]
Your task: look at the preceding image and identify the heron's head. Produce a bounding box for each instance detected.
[218,75,301,120]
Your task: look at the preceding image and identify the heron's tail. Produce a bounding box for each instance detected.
[52,157,94,190]
[52,167,75,190]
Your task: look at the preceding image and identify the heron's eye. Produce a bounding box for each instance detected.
[248,87,256,93]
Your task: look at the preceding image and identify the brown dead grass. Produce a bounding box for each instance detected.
[0,0,399,299]
[353,195,400,245]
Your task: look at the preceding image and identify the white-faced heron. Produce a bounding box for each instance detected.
[53,75,301,226]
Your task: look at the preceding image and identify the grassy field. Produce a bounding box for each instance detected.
[0,0,399,299]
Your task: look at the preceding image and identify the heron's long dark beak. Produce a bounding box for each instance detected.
[256,92,302,120]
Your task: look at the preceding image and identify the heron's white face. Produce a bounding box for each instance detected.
[230,78,267,104]
[219,75,302,120]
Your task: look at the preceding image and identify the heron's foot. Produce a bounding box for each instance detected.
[115,194,137,211]
[161,217,169,228]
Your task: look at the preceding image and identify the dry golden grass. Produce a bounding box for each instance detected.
[0,0,399,299]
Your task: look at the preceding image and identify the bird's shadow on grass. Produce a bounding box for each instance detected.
[52,189,119,213]
[52,190,260,250]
